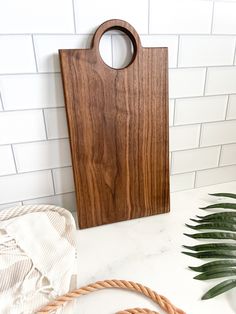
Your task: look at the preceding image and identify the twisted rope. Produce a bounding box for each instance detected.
[37,279,185,314]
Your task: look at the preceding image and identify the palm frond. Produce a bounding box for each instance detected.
[200,203,236,210]
[209,193,236,199]
[202,279,236,300]
[183,193,236,300]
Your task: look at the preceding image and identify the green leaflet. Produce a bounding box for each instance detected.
[184,232,236,240]
[200,203,236,210]
[209,193,236,199]
[202,279,236,300]
[189,260,236,272]
[197,211,236,220]
[194,268,236,280]
[183,243,236,252]
[186,222,236,232]
[182,250,236,259]
[191,218,236,224]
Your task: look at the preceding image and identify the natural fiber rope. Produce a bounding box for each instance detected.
[37,279,185,314]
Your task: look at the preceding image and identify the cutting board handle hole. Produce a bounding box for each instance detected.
[92,20,141,70]
[99,29,134,69]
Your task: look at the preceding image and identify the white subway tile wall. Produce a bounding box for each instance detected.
[227,95,236,120]
[0,0,235,212]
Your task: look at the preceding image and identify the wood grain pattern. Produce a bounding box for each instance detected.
[59,19,169,229]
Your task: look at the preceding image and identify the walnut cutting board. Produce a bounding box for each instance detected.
[59,19,170,229]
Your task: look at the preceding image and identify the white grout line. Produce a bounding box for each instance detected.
[10,144,18,174]
[51,169,56,194]
[71,0,77,33]
[0,119,235,148]
[0,165,72,178]
[2,32,236,36]
[0,137,69,147]
[210,2,215,34]
[172,99,176,126]
[0,91,4,110]
[23,191,75,202]
[217,145,223,167]
[0,72,60,76]
[1,106,65,113]
[42,109,48,140]
[224,95,230,120]
[233,37,236,65]
[193,171,197,189]
[31,35,39,72]
[197,124,203,148]
[1,64,236,76]
[172,163,236,177]
[0,191,76,208]
[203,68,208,96]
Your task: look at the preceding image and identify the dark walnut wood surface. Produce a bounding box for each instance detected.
[60,19,170,228]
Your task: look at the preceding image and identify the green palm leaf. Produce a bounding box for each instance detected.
[194,268,236,280]
[186,222,236,232]
[182,250,236,259]
[200,203,236,210]
[189,260,236,272]
[197,211,236,220]
[184,232,236,240]
[209,193,236,199]
[183,243,236,252]
[202,279,236,300]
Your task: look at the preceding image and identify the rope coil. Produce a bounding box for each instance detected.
[37,279,185,314]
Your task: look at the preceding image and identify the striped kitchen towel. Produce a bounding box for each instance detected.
[0,204,77,314]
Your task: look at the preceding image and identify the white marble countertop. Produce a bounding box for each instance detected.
[75,181,236,314]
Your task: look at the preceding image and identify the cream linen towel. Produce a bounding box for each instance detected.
[0,205,77,314]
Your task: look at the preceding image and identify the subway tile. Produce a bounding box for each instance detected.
[0,74,64,110]
[205,67,236,95]
[178,36,235,67]
[34,34,112,72]
[23,192,77,212]
[74,0,148,34]
[175,95,228,125]
[227,95,236,120]
[169,68,206,98]
[169,99,175,126]
[0,35,36,74]
[44,108,69,139]
[140,35,178,68]
[201,120,236,146]
[34,35,92,73]
[53,167,75,194]
[0,171,54,204]
[213,2,236,34]
[13,139,71,173]
[196,165,236,187]
[170,172,195,192]
[0,145,16,176]
[172,146,220,174]
[0,202,22,211]
[0,0,74,34]
[169,124,200,152]
[150,0,213,34]
[0,110,46,145]
[220,143,236,166]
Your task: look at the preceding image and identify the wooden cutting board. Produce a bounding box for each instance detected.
[59,19,170,229]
